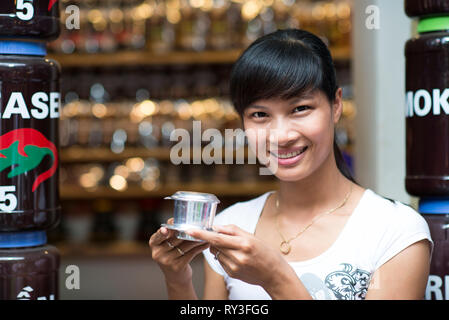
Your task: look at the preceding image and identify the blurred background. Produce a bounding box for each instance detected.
[47,0,411,299]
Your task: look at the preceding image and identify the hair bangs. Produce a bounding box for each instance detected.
[230,39,324,114]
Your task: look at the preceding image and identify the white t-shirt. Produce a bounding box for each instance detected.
[202,188,434,300]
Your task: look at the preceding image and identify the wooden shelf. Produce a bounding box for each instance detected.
[60,146,252,163]
[61,181,278,200]
[61,146,170,162]
[48,46,351,67]
[56,241,150,257]
[48,49,243,67]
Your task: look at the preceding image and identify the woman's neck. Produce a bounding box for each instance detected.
[276,153,353,219]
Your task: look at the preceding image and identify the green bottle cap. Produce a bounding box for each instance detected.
[418,15,449,33]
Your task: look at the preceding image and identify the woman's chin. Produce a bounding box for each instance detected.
[264,163,309,182]
[261,154,309,181]
[273,170,309,182]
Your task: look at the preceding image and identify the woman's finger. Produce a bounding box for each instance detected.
[150,217,177,245]
[210,248,236,276]
[212,224,249,237]
[164,235,188,248]
[176,242,210,263]
[149,228,170,246]
[166,217,174,225]
[209,245,230,258]
[185,228,242,249]
[176,240,209,255]
[158,243,191,264]
[162,238,207,256]
[210,246,236,264]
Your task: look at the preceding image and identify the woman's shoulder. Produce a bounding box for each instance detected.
[361,188,430,236]
[359,189,433,270]
[213,191,274,229]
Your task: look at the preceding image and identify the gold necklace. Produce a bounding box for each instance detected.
[275,183,353,255]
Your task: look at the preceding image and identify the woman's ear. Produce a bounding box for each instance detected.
[332,88,343,124]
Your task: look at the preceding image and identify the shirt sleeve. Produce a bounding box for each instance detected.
[373,203,434,271]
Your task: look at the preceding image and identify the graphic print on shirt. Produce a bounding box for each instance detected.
[300,273,332,300]
[324,263,371,300]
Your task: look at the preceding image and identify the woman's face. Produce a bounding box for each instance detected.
[242,89,343,182]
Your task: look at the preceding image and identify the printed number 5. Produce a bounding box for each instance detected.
[16,0,34,21]
[0,186,18,212]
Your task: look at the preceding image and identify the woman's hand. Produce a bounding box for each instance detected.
[185,224,292,289]
[149,218,210,286]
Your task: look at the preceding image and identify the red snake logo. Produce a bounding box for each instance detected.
[48,0,58,11]
[0,128,58,192]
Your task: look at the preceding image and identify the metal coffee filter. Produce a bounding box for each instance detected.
[162,191,220,241]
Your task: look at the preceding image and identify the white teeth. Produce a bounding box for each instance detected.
[273,147,307,159]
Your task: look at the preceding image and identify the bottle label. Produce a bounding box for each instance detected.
[16,285,56,300]
[0,185,17,212]
[16,0,35,21]
[406,88,449,118]
[0,0,59,21]
[426,274,449,300]
[0,92,60,120]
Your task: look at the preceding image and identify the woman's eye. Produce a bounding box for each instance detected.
[249,106,310,119]
[293,106,310,113]
[251,111,268,118]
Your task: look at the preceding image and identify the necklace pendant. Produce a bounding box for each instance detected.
[280,241,291,255]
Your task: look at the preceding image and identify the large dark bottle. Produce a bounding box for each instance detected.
[419,198,449,300]
[405,0,449,301]
[405,0,449,17]
[0,231,60,300]
[0,41,61,231]
[405,1,449,196]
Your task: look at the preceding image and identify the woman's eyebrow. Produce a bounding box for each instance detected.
[247,95,316,110]
[289,95,315,105]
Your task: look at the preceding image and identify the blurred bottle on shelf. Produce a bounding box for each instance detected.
[136,199,162,243]
[147,3,175,53]
[47,215,68,244]
[49,0,352,54]
[209,5,232,50]
[176,4,195,51]
[64,202,93,244]
[58,68,241,149]
[115,201,140,242]
[90,199,118,243]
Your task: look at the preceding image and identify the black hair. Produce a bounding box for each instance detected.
[230,28,357,184]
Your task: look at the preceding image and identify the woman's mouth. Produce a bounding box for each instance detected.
[270,146,308,166]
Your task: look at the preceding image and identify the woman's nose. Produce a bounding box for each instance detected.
[268,119,300,146]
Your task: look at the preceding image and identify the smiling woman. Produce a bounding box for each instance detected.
[230,29,354,183]
[149,28,433,301]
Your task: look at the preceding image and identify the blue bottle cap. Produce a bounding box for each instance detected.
[0,41,47,56]
[0,231,47,248]
[419,197,449,214]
